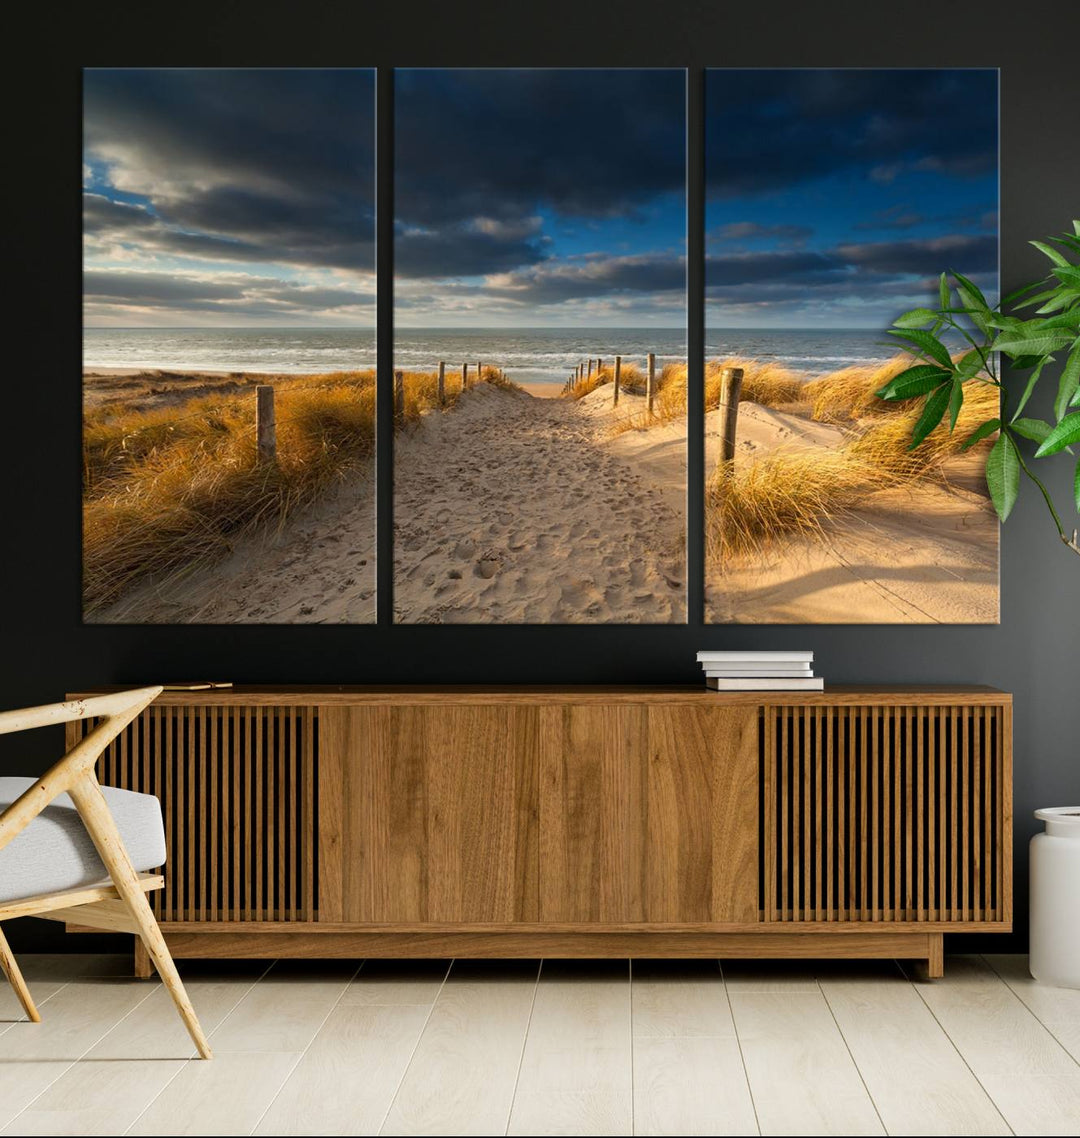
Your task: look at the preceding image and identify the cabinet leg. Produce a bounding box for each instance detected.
[927,933,944,979]
[134,937,152,979]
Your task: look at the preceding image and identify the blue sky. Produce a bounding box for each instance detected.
[393,69,687,328]
[705,69,998,330]
[83,69,376,327]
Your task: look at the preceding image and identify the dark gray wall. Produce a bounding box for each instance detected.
[4,0,1078,952]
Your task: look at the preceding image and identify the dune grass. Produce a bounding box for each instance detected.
[706,365,1000,564]
[83,370,378,613]
[395,365,523,422]
[83,367,525,613]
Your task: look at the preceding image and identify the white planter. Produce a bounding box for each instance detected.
[1030,807,1080,988]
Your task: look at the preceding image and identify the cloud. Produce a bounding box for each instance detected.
[83,268,374,322]
[395,221,549,278]
[483,253,686,305]
[84,69,375,276]
[395,69,685,231]
[708,221,813,245]
[705,69,997,199]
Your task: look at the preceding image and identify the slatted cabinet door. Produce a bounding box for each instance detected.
[318,704,541,924]
[539,704,759,925]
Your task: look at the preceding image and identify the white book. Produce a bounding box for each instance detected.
[701,662,812,673]
[706,677,824,691]
[705,664,814,673]
[696,650,814,663]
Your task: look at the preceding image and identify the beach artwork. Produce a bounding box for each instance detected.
[392,69,688,623]
[83,68,376,624]
[704,68,1000,624]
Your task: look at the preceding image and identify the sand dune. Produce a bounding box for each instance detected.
[394,384,686,623]
[92,373,997,625]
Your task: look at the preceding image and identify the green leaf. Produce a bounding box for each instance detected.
[960,418,1000,450]
[1010,358,1047,421]
[1036,289,1080,314]
[939,272,951,311]
[953,271,992,334]
[893,307,939,328]
[1034,412,1080,457]
[875,365,953,401]
[1074,220,1080,238]
[887,328,955,368]
[1031,240,1070,267]
[1075,458,1080,514]
[1052,265,1080,288]
[1010,417,1052,443]
[992,328,1074,357]
[947,378,964,430]
[1003,278,1049,306]
[1055,343,1080,421]
[955,349,986,380]
[910,383,952,449]
[985,433,1020,522]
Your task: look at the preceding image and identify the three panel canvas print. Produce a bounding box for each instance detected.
[82,67,999,626]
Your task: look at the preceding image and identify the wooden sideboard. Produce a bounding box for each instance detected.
[66,686,1012,977]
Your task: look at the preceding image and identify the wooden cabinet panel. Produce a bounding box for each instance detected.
[319,705,540,923]
[539,705,759,924]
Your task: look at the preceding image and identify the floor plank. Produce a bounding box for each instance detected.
[1,1059,184,1136]
[820,966,1010,1135]
[507,960,633,1137]
[127,1050,302,1136]
[0,978,159,1129]
[382,960,540,1136]
[207,959,357,1053]
[86,962,267,1060]
[633,1037,758,1136]
[985,954,1080,1064]
[253,1005,432,1136]
[631,960,735,1038]
[907,955,1080,1134]
[340,960,451,1007]
[730,990,884,1136]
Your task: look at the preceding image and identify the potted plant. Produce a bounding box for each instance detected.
[877,219,1080,557]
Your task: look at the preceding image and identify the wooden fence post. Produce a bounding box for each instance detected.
[597,358,604,376]
[256,385,276,463]
[437,361,446,406]
[394,370,405,422]
[613,355,621,406]
[477,361,482,382]
[718,366,744,470]
[462,362,469,390]
[646,353,656,414]
[587,358,594,380]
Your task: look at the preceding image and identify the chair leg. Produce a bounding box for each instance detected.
[0,924,40,1023]
[69,777,213,1059]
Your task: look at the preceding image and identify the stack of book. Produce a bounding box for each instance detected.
[696,651,823,691]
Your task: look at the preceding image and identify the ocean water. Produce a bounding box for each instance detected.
[84,326,902,385]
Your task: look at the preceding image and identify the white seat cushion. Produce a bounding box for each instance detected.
[0,777,166,904]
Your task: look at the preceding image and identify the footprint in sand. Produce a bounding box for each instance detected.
[454,539,477,560]
[536,533,557,551]
[475,553,501,579]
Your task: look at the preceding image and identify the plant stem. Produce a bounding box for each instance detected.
[1012,443,1080,557]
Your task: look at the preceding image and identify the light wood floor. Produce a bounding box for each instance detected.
[1,953,1078,1136]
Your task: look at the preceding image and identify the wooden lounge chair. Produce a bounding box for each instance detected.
[0,686,211,1059]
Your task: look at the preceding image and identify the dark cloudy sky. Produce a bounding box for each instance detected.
[83,69,375,327]
[394,69,687,328]
[706,69,998,329]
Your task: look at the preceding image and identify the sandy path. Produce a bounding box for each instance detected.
[93,471,376,624]
[394,385,685,623]
[703,404,999,624]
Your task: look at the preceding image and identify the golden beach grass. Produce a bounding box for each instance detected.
[83,370,378,612]
[83,367,526,613]
[706,367,1000,563]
